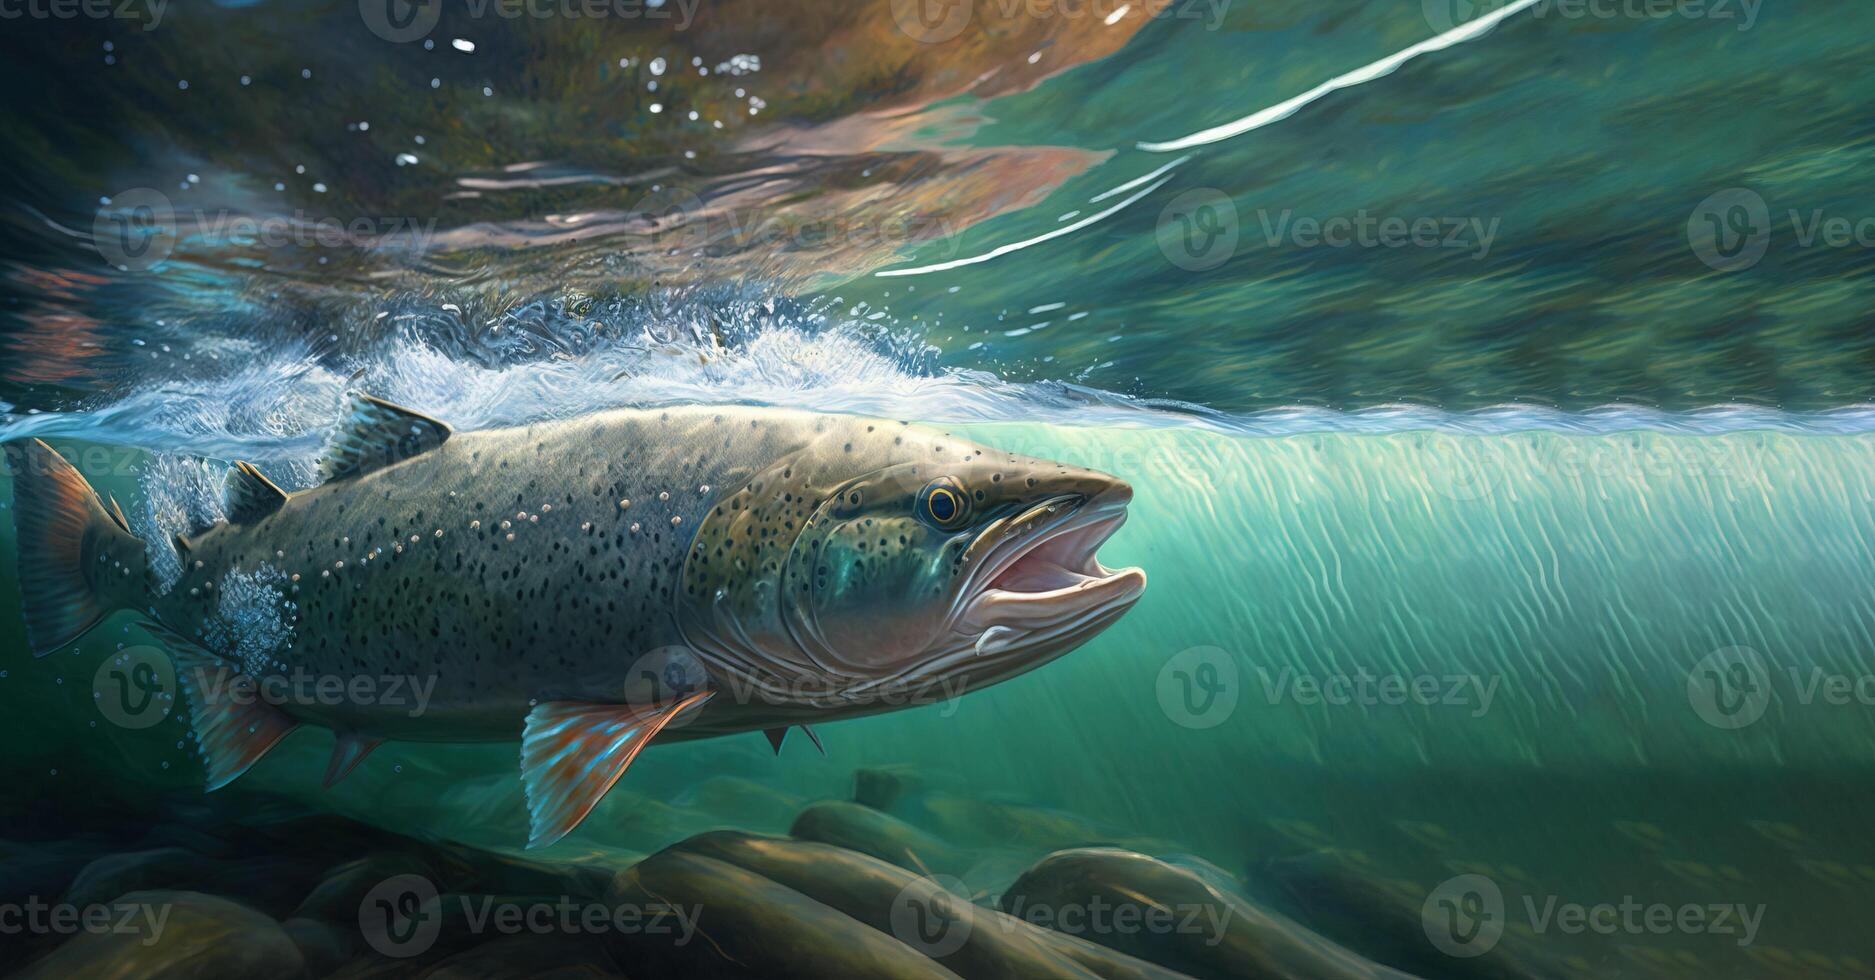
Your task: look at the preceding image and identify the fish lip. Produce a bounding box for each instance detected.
[951,492,1145,649]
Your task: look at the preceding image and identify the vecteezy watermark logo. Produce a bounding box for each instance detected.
[93,189,439,272]
[359,874,442,957]
[1157,189,1239,272]
[889,876,973,957]
[1687,188,1771,273]
[1689,187,1875,273]
[1423,874,1765,957]
[359,0,440,42]
[358,875,702,956]
[186,665,439,718]
[1688,646,1771,729]
[1686,646,1875,729]
[93,646,176,730]
[1157,645,1239,729]
[891,0,972,42]
[622,644,712,729]
[1421,434,1508,502]
[1424,0,1761,35]
[1422,874,1505,957]
[891,0,1229,40]
[93,189,177,272]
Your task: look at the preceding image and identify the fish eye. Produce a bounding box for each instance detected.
[917,478,970,529]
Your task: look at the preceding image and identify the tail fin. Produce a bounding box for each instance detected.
[4,439,147,656]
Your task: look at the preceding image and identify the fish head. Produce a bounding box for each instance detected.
[679,417,1145,711]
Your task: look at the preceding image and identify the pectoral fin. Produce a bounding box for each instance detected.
[141,620,300,791]
[519,690,714,849]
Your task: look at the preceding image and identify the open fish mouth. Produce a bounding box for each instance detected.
[954,491,1147,656]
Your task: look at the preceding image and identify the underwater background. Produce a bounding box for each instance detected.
[3,0,1875,976]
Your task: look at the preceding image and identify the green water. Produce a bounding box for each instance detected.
[7,425,1874,976]
[3,0,1875,973]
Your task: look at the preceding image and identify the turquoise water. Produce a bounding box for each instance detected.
[4,0,1875,976]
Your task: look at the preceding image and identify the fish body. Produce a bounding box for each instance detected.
[5,400,1144,846]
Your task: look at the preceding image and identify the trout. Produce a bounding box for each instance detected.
[5,399,1144,846]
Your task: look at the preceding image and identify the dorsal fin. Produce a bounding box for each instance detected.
[105,494,132,534]
[224,460,288,524]
[320,395,451,483]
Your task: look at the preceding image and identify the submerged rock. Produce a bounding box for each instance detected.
[415,933,621,978]
[63,846,319,919]
[790,800,968,878]
[1003,848,1420,980]
[13,890,303,980]
[1261,849,1553,980]
[670,831,1188,980]
[606,848,956,979]
[292,852,461,923]
[672,775,809,833]
[282,916,355,976]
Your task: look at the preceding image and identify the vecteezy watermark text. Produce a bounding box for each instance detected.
[1426,0,1760,34]
[1255,209,1500,260]
[0,0,165,29]
[1258,667,1500,717]
[1422,874,1764,958]
[891,0,1230,45]
[0,898,171,947]
[358,874,699,958]
[95,189,437,272]
[1688,187,1875,273]
[188,666,438,718]
[1156,189,1501,271]
[360,0,700,43]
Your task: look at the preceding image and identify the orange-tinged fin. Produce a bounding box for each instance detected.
[141,619,299,791]
[4,439,146,656]
[323,732,385,788]
[520,690,714,849]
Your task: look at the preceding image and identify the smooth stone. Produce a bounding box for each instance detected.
[413,933,621,978]
[282,916,355,976]
[671,831,1188,980]
[65,847,319,918]
[439,846,612,902]
[672,775,808,832]
[853,766,932,811]
[789,800,967,878]
[13,890,303,980]
[292,852,456,923]
[1004,848,1420,980]
[606,848,957,979]
[1261,849,1544,980]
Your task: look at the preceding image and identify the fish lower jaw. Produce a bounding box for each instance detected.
[959,564,1147,655]
[954,505,1145,654]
